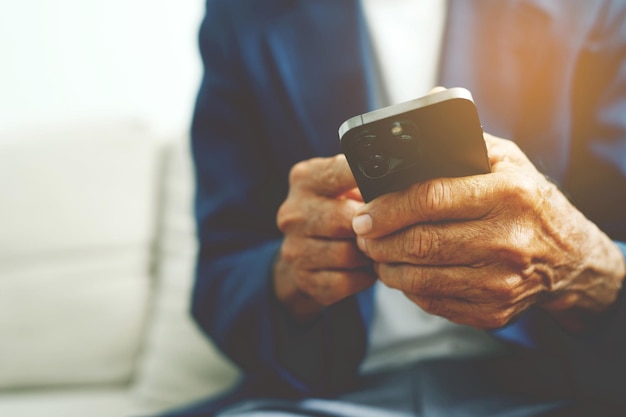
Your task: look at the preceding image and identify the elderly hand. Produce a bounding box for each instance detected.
[353,133,626,333]
[274,155,376,322]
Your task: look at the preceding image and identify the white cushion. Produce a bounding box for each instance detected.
[0,387,162,417]
[0,121,159,257]
[132,137,239,409]
[0,120,161,389]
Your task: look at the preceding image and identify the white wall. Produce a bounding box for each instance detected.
[0,0,205,136]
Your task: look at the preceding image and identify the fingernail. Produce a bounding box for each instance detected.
[352,214,372,235]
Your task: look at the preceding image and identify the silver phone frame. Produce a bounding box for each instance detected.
[338,87,475,140]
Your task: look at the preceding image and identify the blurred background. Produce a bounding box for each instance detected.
[0,2,240,416]
[0,0,202,134]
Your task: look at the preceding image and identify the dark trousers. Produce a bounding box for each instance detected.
[157,355,624,417]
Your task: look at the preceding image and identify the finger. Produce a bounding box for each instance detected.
[290,154,357,197]
[357,217,534,269]
[339,187,364,202]
[297,268,377,306]
[301,198,363,239]
[483,133,537,173]
[285,237,372,270]
[358,220,506,266]
[278,194,363,238]
[303,197,363,238]
[404,293,532,329]
[353,174,497,238]
[376,263,545,308]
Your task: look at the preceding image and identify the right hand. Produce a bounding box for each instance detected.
[275,155,377,321]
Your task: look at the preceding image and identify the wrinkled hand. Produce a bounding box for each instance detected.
[275,155,376,321]
[354,133,625,333]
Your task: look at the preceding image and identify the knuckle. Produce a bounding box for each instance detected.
[290,156,349,197]
[405,227,437,261]
[317,156,344,189]
[491,275,523,301]
[330,153,346,168]
[488,309,515,328]
[413,179,447,219]
[276,200,303,233]
[485,307,515,329]
[488,217,535,269]
[511,230,535,261]
[276,201,291,232]
[505,175,538,210]
[278,238,302,264]
[288,160,311,186]
[317,166,334,188]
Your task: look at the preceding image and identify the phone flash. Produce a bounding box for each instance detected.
[391,123,403,136]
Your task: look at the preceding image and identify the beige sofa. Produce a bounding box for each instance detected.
[0,121,239,417]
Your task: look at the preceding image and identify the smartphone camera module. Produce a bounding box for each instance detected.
[355,134,389,178]
[339,87,490,202]
[353,120,420,179]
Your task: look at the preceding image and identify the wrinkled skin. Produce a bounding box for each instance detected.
[274,155,376,321]
[354,133,625,333]
[274,127,625,333]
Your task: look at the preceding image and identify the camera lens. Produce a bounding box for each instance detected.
[388,121,419,158]
[362,154,389,178]
[356,135,378,160]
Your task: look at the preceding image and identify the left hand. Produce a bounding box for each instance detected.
[353,133,626,332]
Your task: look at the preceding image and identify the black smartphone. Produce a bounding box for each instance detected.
[339,87,491,202]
